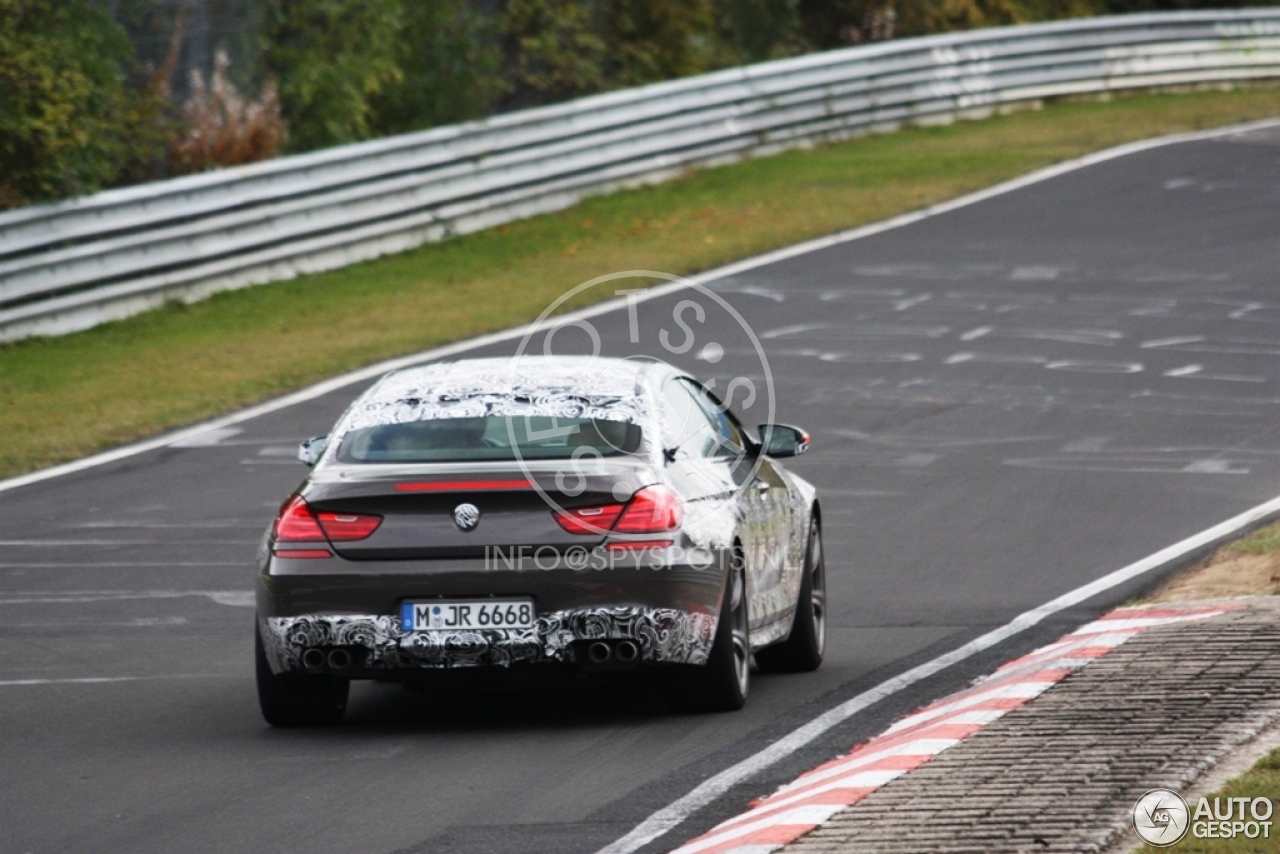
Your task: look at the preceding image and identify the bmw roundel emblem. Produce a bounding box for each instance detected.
[453,503,481,531]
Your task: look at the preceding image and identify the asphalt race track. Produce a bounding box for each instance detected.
[3,124,1279,854]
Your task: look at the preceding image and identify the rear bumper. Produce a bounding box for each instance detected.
[259,606,715,673]
[257,547,725,674]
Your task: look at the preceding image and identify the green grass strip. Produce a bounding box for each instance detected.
[1137,746,1280,852]
[2,87,1279,480]
[1223,520,1280,558]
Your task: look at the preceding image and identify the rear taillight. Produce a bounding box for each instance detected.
[553,485,683,536]
[271,495,382,558]
[614,485,683,533]
[273,495,326,542]
[316,511,382,541]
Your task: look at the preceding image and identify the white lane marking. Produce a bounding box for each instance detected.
[1004,456,1251,475]
[1009,266,1061,281]
[1194,374,1267,384]
[596,493,1280,854]
[1142,336,1207,348]
[761,323,826,339]
[896,454,938,467]
[1163,365,1267,383]
[1044,360,1143,374]
[892,294,932,311]
[117,617,189,626]
[1183,459,1248,474]
[0,675,212,687]
[818,352,921,363]
[959,326,992,341]
[1229,303,1264,319]
[6,116,1280,500]
[0,562,246,568]
[1061,437,1110,452]
[0,590,254,607]
[946,353,1049,366]
[1013,329,1122,346]
[73,521,261,529]
[715,284,787,302]
[0,540,251,546]
[169,427,244,448]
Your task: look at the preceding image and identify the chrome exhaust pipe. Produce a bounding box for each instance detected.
[301,648,326,671]
[587,641,612,664]
[327,648,352,670]
[614,640,639,663]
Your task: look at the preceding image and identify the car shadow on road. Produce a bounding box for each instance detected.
[334,666,688,733]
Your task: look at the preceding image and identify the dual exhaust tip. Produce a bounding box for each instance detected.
[302,648,352,672]
[587,639,640,665]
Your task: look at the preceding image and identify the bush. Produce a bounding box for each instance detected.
[502,0,607,106]
[0,0,135,208]
[372,0,505,135]
[264,0,403,151]
[173,49,285,172]
[716,0,804,62]
[601,0,724,87]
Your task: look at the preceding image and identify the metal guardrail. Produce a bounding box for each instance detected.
[3,10,1279,341]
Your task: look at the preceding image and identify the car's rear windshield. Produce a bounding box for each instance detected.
[336,416,643,463]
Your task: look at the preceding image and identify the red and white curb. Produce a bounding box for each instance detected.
[670,605,1237,854]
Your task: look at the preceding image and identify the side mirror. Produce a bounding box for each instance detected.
[298,435,329,467]
[758,424,810,458]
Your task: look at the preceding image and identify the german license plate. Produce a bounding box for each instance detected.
[400,599,535,632]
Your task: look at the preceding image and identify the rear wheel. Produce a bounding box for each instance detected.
[755,519,825,673]
[255,628,349,727]
[675,549,749,712]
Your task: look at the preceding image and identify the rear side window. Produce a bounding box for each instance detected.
[661,377,746,459]
[682,379,746,457]
[336,416,642,463]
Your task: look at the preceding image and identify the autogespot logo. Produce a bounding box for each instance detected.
[1133,789,1190,847]
[508,269,775,533]
[1133,788,1276,846]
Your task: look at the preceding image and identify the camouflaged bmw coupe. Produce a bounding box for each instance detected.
[255,356,824,726]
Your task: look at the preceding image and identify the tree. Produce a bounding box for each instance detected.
[372,0,505,135]
[264,0,403,152]
[502,0,606,106]
[0,0,134,207]
[602,0,723,87]
[715,0,803,63]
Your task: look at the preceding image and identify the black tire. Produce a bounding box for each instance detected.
[755,518,825,674]
[255,628,349,727]
[674,549,750,712]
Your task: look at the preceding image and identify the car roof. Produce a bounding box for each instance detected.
[368,356,675,405]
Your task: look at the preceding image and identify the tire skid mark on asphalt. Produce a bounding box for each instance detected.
[667,605,1236,854]
[0,674,219,688]
[0,540,255,546]
[0,562,246,568]
[0,590,254,607]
